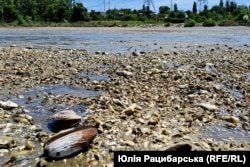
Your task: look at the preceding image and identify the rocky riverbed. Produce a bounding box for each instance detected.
[0,44,249,166]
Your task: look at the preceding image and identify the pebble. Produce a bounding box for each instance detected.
[0,100,18,110]
[197,103,218,111]
[225,116,239,125]
[122,140,135,147]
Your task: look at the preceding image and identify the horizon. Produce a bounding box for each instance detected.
[80,0,250,13]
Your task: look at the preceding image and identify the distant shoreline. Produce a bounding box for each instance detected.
[0,20,249,28]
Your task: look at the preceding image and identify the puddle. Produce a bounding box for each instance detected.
[214,83,243,99]
[222,84,243,99]
[43,84,99,97]
[202,125,250,142]
[80,72,110,81]
[246,74,250,81]
[1,84,99,167]
[202,109,249,142]
[10,84,100,132]
[204,64,218,73]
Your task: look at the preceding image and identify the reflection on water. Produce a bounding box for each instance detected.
[0,27,249,53]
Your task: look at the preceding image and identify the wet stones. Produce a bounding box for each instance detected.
[0,136,16,149]
[122,103,139,116]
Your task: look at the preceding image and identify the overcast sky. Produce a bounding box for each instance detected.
[80,0,250,12]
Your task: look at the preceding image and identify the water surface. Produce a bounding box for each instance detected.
[0,27,249,53]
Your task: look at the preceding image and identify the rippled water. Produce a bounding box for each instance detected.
[0,27,249,53]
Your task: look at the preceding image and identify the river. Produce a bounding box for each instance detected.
[0,26,249,53]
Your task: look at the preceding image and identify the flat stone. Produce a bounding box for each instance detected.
[197,103,218,111]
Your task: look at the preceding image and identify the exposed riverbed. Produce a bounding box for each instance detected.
[0,27,249,166]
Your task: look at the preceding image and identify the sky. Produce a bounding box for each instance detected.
[79,0,250,13]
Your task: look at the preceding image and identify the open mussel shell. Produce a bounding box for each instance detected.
[50,110,82,120]
[44,126,97,159]
[49,110,82,132]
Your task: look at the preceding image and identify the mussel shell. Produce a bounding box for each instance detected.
[50,110,81,120]
[48,119,81,132]
[44,126,97,159]
[48,110,82,132]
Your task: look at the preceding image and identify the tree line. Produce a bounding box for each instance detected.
[0,0,249,26]
[0,0,89,23]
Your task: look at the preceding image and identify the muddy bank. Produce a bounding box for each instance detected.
[0,45,249,166]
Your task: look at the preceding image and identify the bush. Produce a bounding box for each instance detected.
[194,15,204,23]
[203,18,216,26]
[17,15,26,25]
[164,17,185,23]
[164,22,171,27]
[218,20,239,26]
[184,19,196,27]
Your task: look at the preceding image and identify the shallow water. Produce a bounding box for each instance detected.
[10,84,100,132]
[202,125,250,142]
[0,27,249,53]
[80,72,111,81]
[246,74,250,81]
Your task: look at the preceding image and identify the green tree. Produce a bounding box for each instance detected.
[90,10,102,20]
[56,0,71,21]
[0,1,4,21]
[220,0,224,7]
[1,0,19,22]
[159,6,170,14]
[71,3,89,22]
[174,3,178,12]
[229,1,237,14]
[106,9,118,20]
[211,5,226,15]
[192,1,197,13]
[204,5,208,11]
[226,0,230,12]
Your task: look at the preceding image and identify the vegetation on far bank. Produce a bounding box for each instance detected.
[0,0,249,27]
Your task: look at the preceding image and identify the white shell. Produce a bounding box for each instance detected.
[50,110,81,120]
[116,70,133,77]
[0,100,18,110]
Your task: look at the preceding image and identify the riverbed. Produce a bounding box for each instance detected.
[0,27,249,167]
